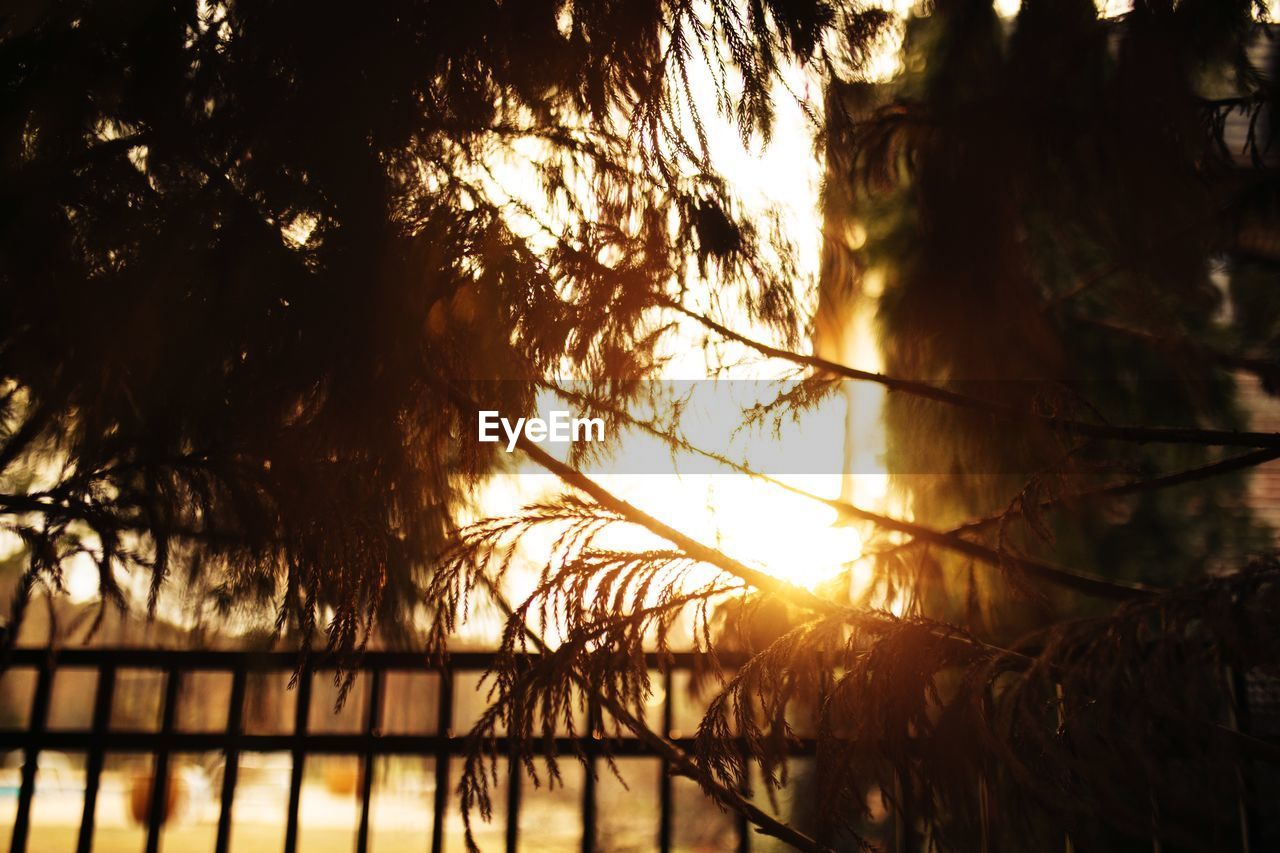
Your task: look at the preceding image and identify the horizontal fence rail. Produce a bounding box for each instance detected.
[0,648,778,853]
[4,648,1270,852]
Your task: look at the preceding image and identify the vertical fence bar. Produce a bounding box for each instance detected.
[505,655,528,853]
[144,667,182,853]
[215,667,247,853]
[659,667,674,853]
[10,658,53,853]
[431,667,454,853]
[356,668,383,853]
[283,665,313,853]
[77,664,116,853]
[505,741,522,853]
[580,697,599,853]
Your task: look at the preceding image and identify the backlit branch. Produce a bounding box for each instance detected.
[872,447,1280,561]
[511,433,1028,665]
[471,577,839,853]
[543,381,1157,600]
[669,301,1280,450]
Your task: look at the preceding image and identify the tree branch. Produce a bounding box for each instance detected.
[544,381,1157,600]
[479,577,840,852]
[669,301,1280,449]
[510,433,1033,665]
[0,400,52,476]
[873,447,1280,560]
[1069,315,1280,388]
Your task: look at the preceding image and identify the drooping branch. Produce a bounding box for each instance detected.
[1071,316,1280,387]
[0,400,52,475]
[871,447,1280,561]
[545,381,1278,592]
[511,433,1029,665]
[439,411,1280,851]
[669,301,1280,449]
[474,577,839,853]
[543,381,1157,600]
[514,434,845,616]
[461,496,1280,850]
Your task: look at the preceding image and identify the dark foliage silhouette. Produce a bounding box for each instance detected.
[3,1,1280,851]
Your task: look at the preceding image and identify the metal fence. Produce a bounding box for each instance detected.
[0,647,764,853]
[3,648,1271,853]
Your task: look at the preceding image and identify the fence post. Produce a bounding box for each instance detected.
[283,664,312,853]
[659,666,674,853]
[431,666,454,853]
[214,667,247,853]
[581,695,599,853]
[76,664,116,853]
[143,667,181,853]
[737,738,751,853]
[506,706,522,853]
[10,658,53,853]
[356,668,383,853]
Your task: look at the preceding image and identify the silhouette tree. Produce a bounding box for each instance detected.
[0,0,826,647]
[3,1,1280,851]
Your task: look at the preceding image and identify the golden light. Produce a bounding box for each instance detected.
[615,475,869,593]
[466,1,914,611]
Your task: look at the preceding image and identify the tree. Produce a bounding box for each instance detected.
[3,0,1280,850]
[0,0,821,646]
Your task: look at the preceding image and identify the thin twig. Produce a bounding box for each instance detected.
[511,433,1033,665]
[544,381,1157,600]
[872,447,1280,561]
[1070,315,1280,385]
[670,301,1280,449]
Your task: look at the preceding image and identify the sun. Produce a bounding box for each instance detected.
[464,25,900,604]
[690,475,868,591]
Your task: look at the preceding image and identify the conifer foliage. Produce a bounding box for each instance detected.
[3,1,1280,850]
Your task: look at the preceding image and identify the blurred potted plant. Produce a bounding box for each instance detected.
[128,765,185,826]
[322,759,362,796]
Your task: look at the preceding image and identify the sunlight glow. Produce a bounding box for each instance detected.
[458,5,903,611]
[475,471,875,596]
[622,475,867,592]
[65,551,100,604]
